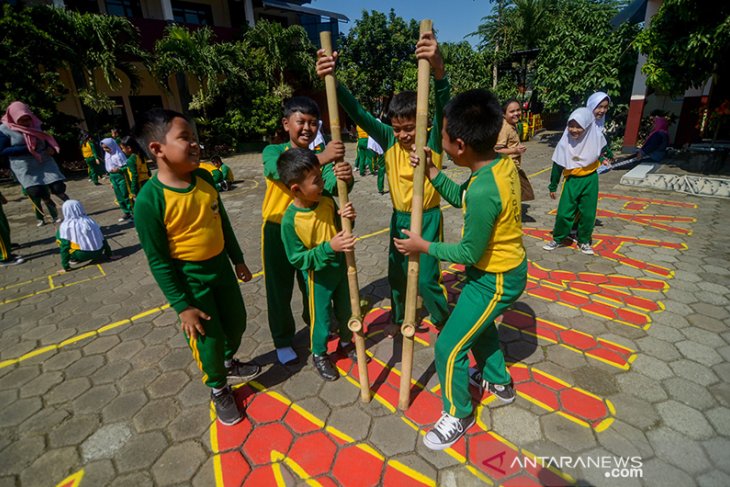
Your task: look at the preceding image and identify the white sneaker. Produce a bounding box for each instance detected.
[579,243,595,255]
[542,240,561,251]
[36,220,45,227]
[423,412,474,451]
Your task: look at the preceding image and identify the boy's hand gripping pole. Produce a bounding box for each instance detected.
[398,19,432,411]
[320,31,371,403]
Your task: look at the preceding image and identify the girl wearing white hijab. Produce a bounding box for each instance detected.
[101,137,133,222]
[543,107,606,255]
[56,200,111,271]
[586,91,614,164]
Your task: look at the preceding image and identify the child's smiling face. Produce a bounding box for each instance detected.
[283,112,319,148]
[504,101,522,126]
[568,120,586,139]
[392,116,417,151]
[158,117,201,171]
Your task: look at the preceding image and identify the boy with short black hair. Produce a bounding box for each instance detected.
[277,148,358,381]
[316,32,451,336]
[132,108,260,427]
[394,89,527,450]
[261,96,353,366]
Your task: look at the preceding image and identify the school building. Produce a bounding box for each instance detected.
[45,0,348,133]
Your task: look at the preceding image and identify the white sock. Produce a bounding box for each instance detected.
[276,347,297,365]
[224,359,232,368]
[212,387,225,395]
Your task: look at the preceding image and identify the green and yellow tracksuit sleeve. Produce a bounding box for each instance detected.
[261,142,348,224]
[55,229,112,271]
[134,169,244,313]
[428,157,526,273]
[336,78,450,211]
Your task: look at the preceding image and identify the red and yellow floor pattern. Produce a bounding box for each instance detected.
[53,193,694,486]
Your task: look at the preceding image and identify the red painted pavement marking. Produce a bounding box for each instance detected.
[523,227,685,277]
[597,192,698,209]
[548,208,696,235]
[211,383,436,486]
[442,265,645,357]
[336,334,576,485]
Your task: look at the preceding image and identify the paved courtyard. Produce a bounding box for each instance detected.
[1,138,729,486]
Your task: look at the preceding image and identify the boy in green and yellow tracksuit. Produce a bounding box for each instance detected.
[278,148,360,381]
[133,108,260,427]
[120,136,151,198]
[80,133,102,185]
[394,89,527,450]
[316,31,450,332]
[261,96,353,366]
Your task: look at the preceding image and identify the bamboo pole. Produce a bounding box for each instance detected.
[319,31,371,403]
[398,19,432,411]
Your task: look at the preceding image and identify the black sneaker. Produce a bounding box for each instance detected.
[313,354,339,381]
[226,359,261,383]
[338,342,370,364]
[423,412,475,450]
[469,367,516,404]
[211,385,242,426]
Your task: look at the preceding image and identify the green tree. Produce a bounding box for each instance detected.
[633,0,730,97]
[50,8,147,112]
[337,9,419,113]
[533,0,638,113]
[152,25,244,118]
[397,41,491,95]
[1,5,146,157]
[472,0,551,88]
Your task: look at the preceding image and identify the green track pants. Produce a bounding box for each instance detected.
[262,221,310,348]
[109,172,132,216]
[355,138,372,175]
[85,157,100,184]
[389,207,450,327]
[436,258,527,418]
[552,172,598,244]
[304,266,352,355]
[179,252,247,389]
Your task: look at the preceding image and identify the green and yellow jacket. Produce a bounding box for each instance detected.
[429,156,526,273]
[336,78,450,213]
[134,169,244,313]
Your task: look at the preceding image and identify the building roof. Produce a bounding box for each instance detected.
[261,0,349,22]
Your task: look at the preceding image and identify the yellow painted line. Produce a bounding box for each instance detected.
[528,165,553,178]
[48,275,55,290]
[355,443,384,460]
[387,460,436,487]
[0,305,168,369]
[270,450,322,487]
[556,411,590,428]
[55,469,85,487]
[290,403,325,429]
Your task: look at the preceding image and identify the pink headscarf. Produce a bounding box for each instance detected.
[648,116,669,139]
[1,101,60,161]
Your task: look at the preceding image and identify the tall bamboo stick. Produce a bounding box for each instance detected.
[398,19,432,411]
[320,31,371,403]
